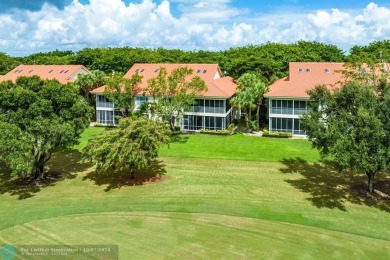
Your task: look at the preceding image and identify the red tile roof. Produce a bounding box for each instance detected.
[0,65,90,84]
[91,63,236,98]
[265,62,346,99]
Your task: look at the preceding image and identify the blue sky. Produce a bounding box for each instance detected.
[2,1,389,13]
[0,0,389,56]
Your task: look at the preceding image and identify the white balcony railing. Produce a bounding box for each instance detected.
[270,108,307,115]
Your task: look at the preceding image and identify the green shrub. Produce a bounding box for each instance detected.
[248,120,259,131]
[227,124,235,132]
[262,129,292,138]
[199,129,229,135]
[93,122,116,128]
[200,127,234,136]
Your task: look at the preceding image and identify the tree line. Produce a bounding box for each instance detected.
[1,40,389,81]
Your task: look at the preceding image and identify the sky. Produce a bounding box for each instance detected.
[0,0,389,56]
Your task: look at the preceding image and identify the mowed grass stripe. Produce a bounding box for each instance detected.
[1,212,389,258]
[1,157,388,241]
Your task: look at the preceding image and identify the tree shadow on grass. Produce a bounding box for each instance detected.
[0,150,93,200]
[280,158,390,212]
[170,134,190,144]
[82,160,167,192]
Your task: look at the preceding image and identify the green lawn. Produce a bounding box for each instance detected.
[161,133,321,162]
[0,128,389,258]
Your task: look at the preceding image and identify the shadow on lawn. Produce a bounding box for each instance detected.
[82,160,167,192]
[170,134,190,144]
[0,150,92,200]
[280,158,390,212]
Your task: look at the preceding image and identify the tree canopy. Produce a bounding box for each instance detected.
[103,72,143,119]
[347,40,390,65]
[0,52,20,75]
[74,70,107,105]
[83,117,170,177]
[2,40,389,83]
[144,66,207,130]
[301,70,390,192]
[230,72,268,129]
[0,76,92,179]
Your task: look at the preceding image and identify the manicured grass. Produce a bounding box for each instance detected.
[72,126,105,151]
[161,133,321,163]
[0,127,389,258]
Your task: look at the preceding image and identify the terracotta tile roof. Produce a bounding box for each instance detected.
[205,76,236,97]
[265,62,346,99]
[0,65,90,84]
[91,63,236,98]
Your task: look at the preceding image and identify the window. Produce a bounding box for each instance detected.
[271,99,306,115]
[203,69,207,73]
[96,110,116,125]
[60,70,65,73]
[282,100,293,114]
[49,70,53,73]
[184,115,226,131]
[325,68,330,73]
[205,99,224,114]
[293,119,306,135]
[154,69,159,73]
[205,116,224,130]
[271,118,293,133]
[135,69,139,72]
[205,100,212,113]
[271,100,293,114]
[96,95,114,108]
[270,117,306,135]
[306,68,311,72]
[183,115,203,130]
[298,68,303,72]
[64,70,69,73]
[136,96,148,107]
[28,70,33,73]
[196,69,201,73]
[189,99,204,112]
[294,100,307,115]
[226,98,232,112]
[140,69,144,72]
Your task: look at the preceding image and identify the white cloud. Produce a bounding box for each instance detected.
[0,0,389,56]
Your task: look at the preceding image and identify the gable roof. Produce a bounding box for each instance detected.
[265,62,346,99]
[0,65,90,84]
[91,63,236,98]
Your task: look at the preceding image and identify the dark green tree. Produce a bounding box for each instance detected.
[74,70,107,105]
[347,40,390,64]
[0,76,92,179]
[103,72,143,119]
[0,52,20,75]
[145,66,207,130]
[83,117,170,178]
[301,71,390,192]
[230,72,268,129]
[21,49,74,65]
